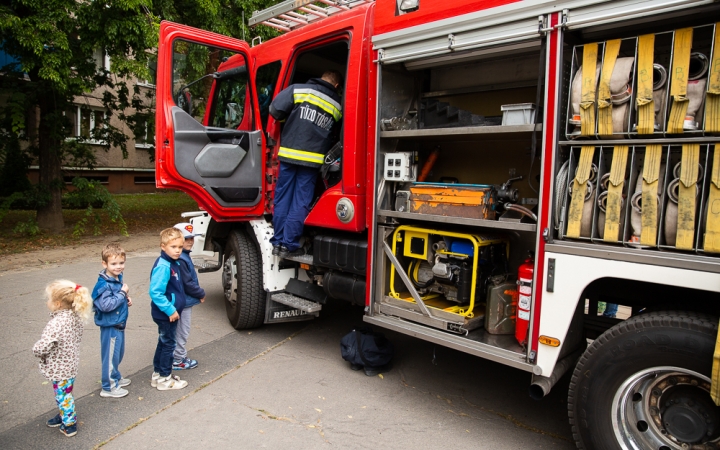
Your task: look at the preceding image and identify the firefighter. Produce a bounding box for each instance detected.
[269,70,343,257]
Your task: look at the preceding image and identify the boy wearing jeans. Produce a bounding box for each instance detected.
[92,243,132,398]
[148,228,188,390]
[172,223,206,370]
[173,222,205,370]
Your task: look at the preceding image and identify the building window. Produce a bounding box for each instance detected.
[93,48,111,72]
[137,55,157,88]
[67,106,108,145]
[135,117,155,148]
[134,176,155,184]
[64,176,109,185]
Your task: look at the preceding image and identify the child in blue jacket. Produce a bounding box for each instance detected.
[148,227,189,390]
[172,223,206,370]
[92,243,132,398]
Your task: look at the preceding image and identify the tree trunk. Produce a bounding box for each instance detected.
[36,95,65,233]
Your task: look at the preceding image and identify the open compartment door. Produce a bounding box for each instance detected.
[156,21,266,221]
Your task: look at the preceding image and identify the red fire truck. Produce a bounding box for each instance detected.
[156,0,720,447]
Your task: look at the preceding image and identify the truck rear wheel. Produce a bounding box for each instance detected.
[221,228,265,329]
[568,311,720,449]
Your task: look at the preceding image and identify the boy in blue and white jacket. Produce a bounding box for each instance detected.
[148,227,189,391]
[92,243,132,398]
[172,223,206,370]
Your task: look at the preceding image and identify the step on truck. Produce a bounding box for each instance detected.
[155,0,720,447]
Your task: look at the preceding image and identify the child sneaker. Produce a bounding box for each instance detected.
[100,386,129,398]
[59,423,77,437]
[151,372,160,387]
[173,357,198,370]
[117,378,131,387]
[156,374,188,391]
[47,414,62,428]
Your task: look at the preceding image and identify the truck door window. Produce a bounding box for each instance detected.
[171,40,248,129]
[210,71,251,130]
[255,61,282,131]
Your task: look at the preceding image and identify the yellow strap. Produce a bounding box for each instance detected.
[567,146,595,238]
[636,34,656,135]
[676,144,700,249]
[603,145,628,241]
[705,145,720,252]
[705,23,720,133]
[641,145,663,246]
[597,40,621,137]
[581,43,599,136]
[668,28,693,134]
[712,316,720,405]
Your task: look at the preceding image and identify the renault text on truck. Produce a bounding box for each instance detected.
[155,0,720,447]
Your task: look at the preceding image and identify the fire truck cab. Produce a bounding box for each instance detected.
[156,0,720,447]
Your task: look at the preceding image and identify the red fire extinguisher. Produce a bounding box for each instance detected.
[515,257,534,346]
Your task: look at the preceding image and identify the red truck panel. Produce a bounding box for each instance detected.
[373,0,521,36]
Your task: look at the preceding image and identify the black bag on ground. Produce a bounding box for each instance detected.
[340,326,394,369]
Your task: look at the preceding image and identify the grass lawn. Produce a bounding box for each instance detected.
[0,190,199,255]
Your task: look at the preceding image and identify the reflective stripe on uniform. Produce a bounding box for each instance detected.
[278,147,325,164]
[293,88,342,121]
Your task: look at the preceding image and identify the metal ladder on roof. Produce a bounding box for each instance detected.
[249,0,374,33]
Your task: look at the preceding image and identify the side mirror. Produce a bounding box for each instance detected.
[177,89,192,115]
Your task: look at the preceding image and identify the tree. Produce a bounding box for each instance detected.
[0,0,157,231]
[0,0,277,232]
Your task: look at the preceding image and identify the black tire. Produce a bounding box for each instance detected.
[568,311,720,449]
[221,228,265,329]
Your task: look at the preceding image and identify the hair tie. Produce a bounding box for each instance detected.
[75,284,81,291]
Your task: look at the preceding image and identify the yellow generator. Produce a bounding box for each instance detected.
[388,225,509,318]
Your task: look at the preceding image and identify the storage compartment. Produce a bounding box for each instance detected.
[555,20,719,258]
[376,48,543,226]
[557,143,715,254]
[564,24,716,139]
[373,39,541,351]
[379,50,541,132]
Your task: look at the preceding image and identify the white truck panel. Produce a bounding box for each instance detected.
[534,252,720,376]
[249,219,310,292]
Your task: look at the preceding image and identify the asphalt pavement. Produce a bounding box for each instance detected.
[0,250,575,449]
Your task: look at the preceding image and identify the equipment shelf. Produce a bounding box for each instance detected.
[378,209,537,232]
[379,124,542,141]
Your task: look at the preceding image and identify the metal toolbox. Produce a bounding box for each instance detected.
[409,183,496,220]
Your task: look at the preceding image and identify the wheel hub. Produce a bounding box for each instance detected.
[222,254,237,303]
[662,386,720,444]
[612,367,720,449]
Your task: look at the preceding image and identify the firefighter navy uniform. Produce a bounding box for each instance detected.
[269,77,342,254]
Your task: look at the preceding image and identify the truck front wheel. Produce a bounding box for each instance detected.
[221,228,265,329]
[569,311,720,449]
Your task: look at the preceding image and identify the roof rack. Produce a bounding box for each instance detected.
[249,0,374,33]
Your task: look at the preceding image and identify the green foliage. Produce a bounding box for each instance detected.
[13,218,39,236]
[65,177,128,237]
[0,0,278,229]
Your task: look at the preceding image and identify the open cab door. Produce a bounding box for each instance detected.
[156,22,266,221]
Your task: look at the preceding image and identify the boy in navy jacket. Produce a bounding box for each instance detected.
[148,228,188,390]
[172,223,206,370]
[92,243,132,398]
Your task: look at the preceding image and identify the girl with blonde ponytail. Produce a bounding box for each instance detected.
[32,280,92,437]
